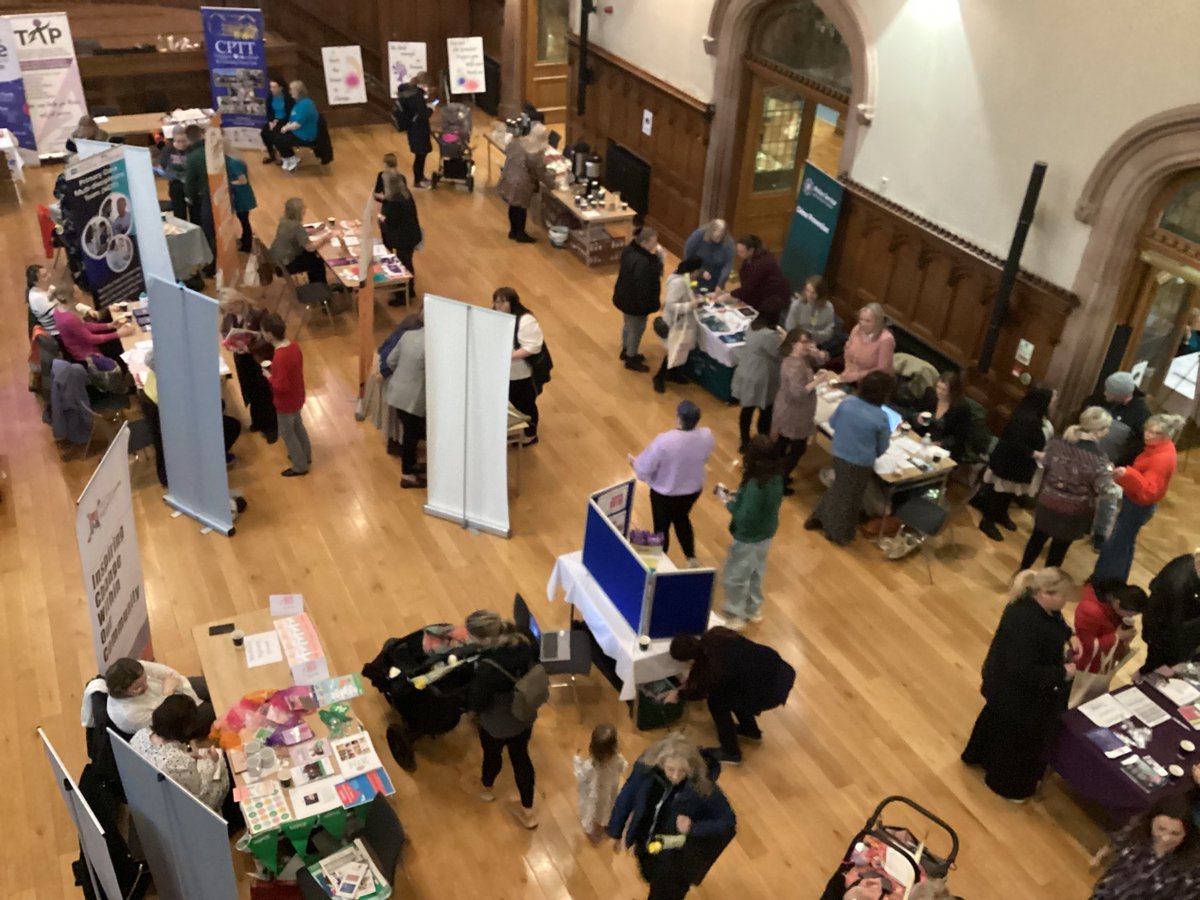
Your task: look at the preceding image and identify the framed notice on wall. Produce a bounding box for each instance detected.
[387,41,427,98]
[446,36,486,94]
[322,45,367,105]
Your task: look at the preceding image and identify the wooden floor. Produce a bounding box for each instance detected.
[4,118,1199,900]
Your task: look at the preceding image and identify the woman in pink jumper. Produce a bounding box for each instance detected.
[839,303,895,384]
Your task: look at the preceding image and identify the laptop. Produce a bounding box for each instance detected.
[882,404,903,433]
[528,611,571,664]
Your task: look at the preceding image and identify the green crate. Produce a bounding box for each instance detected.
[685,350,736,402]
[632,676,684,730]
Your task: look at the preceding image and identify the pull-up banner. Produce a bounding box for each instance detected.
[5,11,87,156]
[0,17,37,164]
[201,7,267,149]
[780,160,844,289]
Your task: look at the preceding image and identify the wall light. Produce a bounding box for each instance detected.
[908,0,961,26]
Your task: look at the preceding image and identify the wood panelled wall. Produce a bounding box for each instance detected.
[827,182,1080,425]
[566,35,711,254]
[470,0,505,59]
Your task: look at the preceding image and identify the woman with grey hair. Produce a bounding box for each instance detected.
[269,196,334,283]
[1018,406,1115,570]
[682,218,735,294]
[498,122,553,242]
[462,610,541,829]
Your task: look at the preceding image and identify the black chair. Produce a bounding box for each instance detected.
[296,797,404,898]
[888,496,952,583]
[513,593,592,717]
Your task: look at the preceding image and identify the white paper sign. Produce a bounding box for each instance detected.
[76,424,151,671]
[321,45,367,105]
[5,11,89,155]
[244,631,284,668]
[269,593,305,617]
[642,109,653,136]
[387,41,428,98]
[446,36,486,94]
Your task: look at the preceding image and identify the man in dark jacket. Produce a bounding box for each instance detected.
[1141,550,1200,673]
[668,627,796,764]
[613,227,665,372]
[182,124,215,270]
[1084,370,1152,466]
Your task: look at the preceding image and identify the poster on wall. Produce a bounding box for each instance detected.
[200,7,267,149]
[62,144,146,308]
[780,160,844,289]
[4,12,87,157]
[387,41,427,97]
[0,18,37,165]
[76,423,151,672]
[446,36,486,94]
[321,45,367,106]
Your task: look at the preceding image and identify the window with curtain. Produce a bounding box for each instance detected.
[753,1,852,97]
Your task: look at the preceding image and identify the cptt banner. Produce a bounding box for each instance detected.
[0,17,37,165]
[201,7,267,149]
[4,11,87,156]
[76,423,150,672]
[780,160,844,289]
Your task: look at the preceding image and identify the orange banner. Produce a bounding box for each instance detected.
[357,190,378,396]
[205,112,240,289]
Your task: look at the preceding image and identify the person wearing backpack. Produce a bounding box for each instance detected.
[393,72,434,188]
[463,609,546,829]
[493,286,546,445]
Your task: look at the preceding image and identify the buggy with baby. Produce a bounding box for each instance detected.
[361,625,481,772]
[430,102,476,192]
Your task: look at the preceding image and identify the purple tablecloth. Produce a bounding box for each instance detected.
[1048,683,1195,820]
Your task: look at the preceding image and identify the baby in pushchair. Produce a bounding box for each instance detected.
[430,102,475,191]
[361,623,482,772]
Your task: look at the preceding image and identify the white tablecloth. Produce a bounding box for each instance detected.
[546,551,687,701]
[694,303,755,368]
[0,129,24,183]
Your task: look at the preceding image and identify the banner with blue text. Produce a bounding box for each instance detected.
[201,7,267,149]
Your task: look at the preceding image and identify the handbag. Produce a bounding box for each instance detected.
[652,315,669,340]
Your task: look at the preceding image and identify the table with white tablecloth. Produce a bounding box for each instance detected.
[0,129,25,183]
[546,551,690,701]
[685,302,758,400]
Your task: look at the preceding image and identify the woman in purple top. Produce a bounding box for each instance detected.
[630,400,716,566]
[52,292,133,368]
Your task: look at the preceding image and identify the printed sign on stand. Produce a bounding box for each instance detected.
[201,7,267,149]
[387,41,428,97]
[0,17,37,164]
[76,423,150,671]
[446,36,486,94]
[321,45,367,105]
[5,11,88,156]
[780,160,844,289]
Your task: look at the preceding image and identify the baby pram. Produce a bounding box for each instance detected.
[430,102,475,192]
[820,796,960,899]
[361,626,481,772]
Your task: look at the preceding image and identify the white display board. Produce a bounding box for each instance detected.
[387,41,428,97]
[40,729,123,900]
[321,45,367,105]
[423,295,513,537]
[76,423,150,672]
[5,12,88,156]
[446,36,486,94]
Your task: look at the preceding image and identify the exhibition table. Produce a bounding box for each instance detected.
[308,219,413,305]
[163,214,213,280]
[684,302,756,401]
[541,187,637,267]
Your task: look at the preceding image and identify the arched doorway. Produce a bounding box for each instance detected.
[727,1,852,252]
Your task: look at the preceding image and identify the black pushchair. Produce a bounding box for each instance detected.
[362,626,480,772]
[430,102,475,192]
[820,796,960,899]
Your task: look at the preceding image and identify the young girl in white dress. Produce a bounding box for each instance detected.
[573,723,627,843]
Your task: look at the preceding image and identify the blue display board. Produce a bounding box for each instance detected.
[582,500,648,633]
[780,160,844,289]
[201,7,267,148]
[646,569,715,639]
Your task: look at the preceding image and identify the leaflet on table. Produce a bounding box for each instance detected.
[1180,705,1200,729]
[290,737,332,766]
[330,732,382,776]
[273,613,324,665]
[313,674,364,707]
[335,767,395,809]
[269,593,305,617]
[1078,693,1133,728]
[289,778,343,818]
[1119,754,1170,793]
[1085,727,1132,759]
[1114,687,1171,727]
[1156,678,1200,707]
[244,630,284,667]
[291,756,335,786]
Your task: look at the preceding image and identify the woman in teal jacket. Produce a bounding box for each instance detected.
[225,155,257,253]
[720,436,785,628]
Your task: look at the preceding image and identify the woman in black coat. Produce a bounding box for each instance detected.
[961,567,1079,801]
[613,227,665,372]
[395,73,433,187]
[377,170,422,304]
[972,384,1053,541]
[607,734,736,900]
[260,76,294,164]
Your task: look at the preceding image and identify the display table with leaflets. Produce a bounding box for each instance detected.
[541,187,637,268]
[1048,667,1200,820]
[308,219,413,305]
[684,301,756,401]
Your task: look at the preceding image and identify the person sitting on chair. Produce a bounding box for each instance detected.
[130,695,229,812]
[275,80,320,172]
[270,197,335,284]
[104,657,214,737]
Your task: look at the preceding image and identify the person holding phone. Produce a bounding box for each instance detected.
[395,72,434,188]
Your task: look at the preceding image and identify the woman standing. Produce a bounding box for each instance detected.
[772,328,825,494]
[973,385,1054,541]
[631,400,715,567]
[270,197,335,283]
[784,276,837,347]
[725,234,790,313]
[225,154,256,253]
[653,257,703,393]
[130,695,230,812]
[394,73,433,187]
[378,170,423,302]
[498,123,552,243]
[607,734,737,900]
[806,371,895,546]
[838,303,895,384]
[731,307,782,452]
[493,287,544,445]
[1091,797,1200,898]
[910,370,972,461]
[720,437,785,628]
[219,290,276,443]
[385,311,427,488]
[1071,579,1147,706]
[463,610,541,829]
[1018,406,1115,571]
[961,568,1076,802]
[1092,414,1185,582]
[260,77,294,164]
[682,219,735,294]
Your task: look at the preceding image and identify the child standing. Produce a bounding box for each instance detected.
[261,313,311,477]
[573,723,626,843]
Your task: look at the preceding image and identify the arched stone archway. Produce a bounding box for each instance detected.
[1048,105,1200,414]
[699,0,876,222]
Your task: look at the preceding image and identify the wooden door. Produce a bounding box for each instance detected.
[1121,253,1200,398]
[524,0,568,121]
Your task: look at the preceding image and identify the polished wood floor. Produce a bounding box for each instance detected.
[5,118,1199,900]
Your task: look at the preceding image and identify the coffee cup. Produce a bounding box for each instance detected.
[231,629,245,647]
[1169,764,1185,778]
[1180,739,1196,758]
[278,761,292,788]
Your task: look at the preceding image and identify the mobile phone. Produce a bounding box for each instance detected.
[208,623,235,636]
[431,98,440,107]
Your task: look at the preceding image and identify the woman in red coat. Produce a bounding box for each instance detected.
[725,234,790,314]
[1093,414,1185,582]
[1071,579,1147,706]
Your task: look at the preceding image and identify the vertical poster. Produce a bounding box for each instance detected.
[62,144,146,307]
[204,114,239,289]
[446,36,486,94]
[0,17,37,164]
[76,424,151,672]
[780,161,844,289]
[322,45,366,105]
[387,41,427,97]
[200,7,267,150]
[5,12,87,156]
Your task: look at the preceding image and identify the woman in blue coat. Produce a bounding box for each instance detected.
[607,734,736,900]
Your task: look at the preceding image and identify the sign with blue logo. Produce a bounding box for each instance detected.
[201,7,267,149]
[0,18,36,162]
[781,161,844,289]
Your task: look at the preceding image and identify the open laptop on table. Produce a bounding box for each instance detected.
[513,593,571,663]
